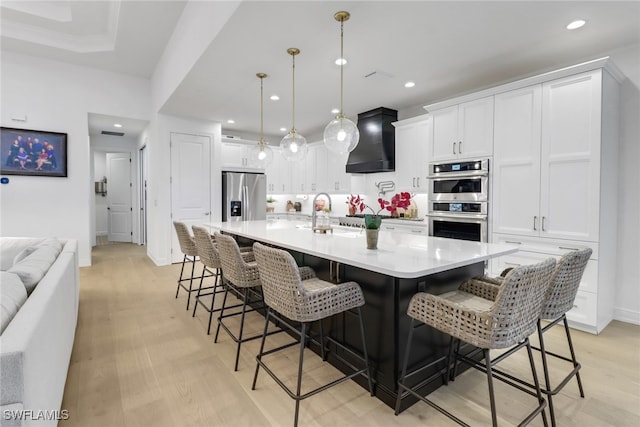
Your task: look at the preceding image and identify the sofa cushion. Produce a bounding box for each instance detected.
[0,238,45,271]
[0,272,27,335]
[7,239,63,294]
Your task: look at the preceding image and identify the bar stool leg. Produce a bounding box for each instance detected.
[214,284,230,344]
[252,308,271,390]
[206,271,220,335]
[233,288,250,371]
[484,349,498,427]
[563,316,585,397]
[185,256,196,310]
[192,268,207,317]
[537,320,555,426]
[395,318,416,415]
[175,254,187,298]
[526,338,549,427]
[294,323,307,427]
[356,307,374,396]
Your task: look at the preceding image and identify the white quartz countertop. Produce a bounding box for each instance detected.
[206,220,518,279]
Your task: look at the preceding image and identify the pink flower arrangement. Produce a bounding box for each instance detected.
[377,192,412,217]
[347,194,366,215]
[347,193,412,217]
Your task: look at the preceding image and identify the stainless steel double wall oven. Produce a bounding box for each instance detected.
[426,159,489,242]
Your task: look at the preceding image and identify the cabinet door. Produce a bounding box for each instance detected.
[326,151,350,192]
[540,70,601,242]
[314,144,328,192]
[457,96,494,159]
[430,105,458,161]
[221,143,246,168]
[493,85,542,237]
[265,148,281,193]
[394,117,430,191]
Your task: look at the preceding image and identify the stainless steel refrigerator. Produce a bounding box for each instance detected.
[222,171,267,222]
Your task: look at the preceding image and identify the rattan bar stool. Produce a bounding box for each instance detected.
[213,233,275,371]
[395,258,556,427]
[173,221,211,310]
[478,248,592,427]
[191,225,226,335]
[251,242,374,427]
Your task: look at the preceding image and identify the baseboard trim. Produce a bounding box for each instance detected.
[614,307,640,326]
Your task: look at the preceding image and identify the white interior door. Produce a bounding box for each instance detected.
[170,132,211,263]
[107,153,132,242]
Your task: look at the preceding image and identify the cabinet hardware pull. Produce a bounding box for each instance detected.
[505,241,522,244]
[452,142,456,155]
[458,141,462,154]
[559,246,580,251]
[412,177,415,187]
[411,230,422,233]
[416,177,420,187]
[336,262,341,282]
[533,216,537,231]
[542,216,546,231]
[329,261,334,282]
[386,227,395,230]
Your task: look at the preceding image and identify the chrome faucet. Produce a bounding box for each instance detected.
[311,192,332,229]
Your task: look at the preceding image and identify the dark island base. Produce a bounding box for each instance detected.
[234,235,485,412]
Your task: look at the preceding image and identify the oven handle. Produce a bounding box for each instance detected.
[427,170,488,179]
[426,213,488,222]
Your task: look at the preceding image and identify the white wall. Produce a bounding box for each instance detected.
[609,45,640,324]
[145,114,221,266]
[0,52,151,266]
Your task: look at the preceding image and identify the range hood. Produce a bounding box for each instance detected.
[346,107,397,174]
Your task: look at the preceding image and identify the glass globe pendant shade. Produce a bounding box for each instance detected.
[249,141,273,167]
[280,130,307,161]
[324,114,359,154]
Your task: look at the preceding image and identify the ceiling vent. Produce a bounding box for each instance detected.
[101,130,124,136]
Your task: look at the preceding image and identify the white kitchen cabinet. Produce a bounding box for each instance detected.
[379,222,428,235]
[429,96,494,162]
[491,66,621,334]
[265,147,294,194]
[393,115,431,192]
[325,149,350,193]
[492,84,542,237]
[493,71,603,242]
[221,141,264,171]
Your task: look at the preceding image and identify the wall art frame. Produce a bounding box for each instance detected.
[1,127,68,177]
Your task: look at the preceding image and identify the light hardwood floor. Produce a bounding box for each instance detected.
[61,243,640,426]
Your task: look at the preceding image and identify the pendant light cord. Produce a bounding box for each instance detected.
[292,53,296,132]
[340,18,344,117]
[260,75,264,144]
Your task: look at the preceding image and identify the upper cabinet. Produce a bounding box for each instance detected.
[221,140,265,171]
[429,96,494,162]
[493,71,604,242]
[393,115,431,192]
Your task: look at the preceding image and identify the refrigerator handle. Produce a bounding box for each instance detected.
[242,185,248,221]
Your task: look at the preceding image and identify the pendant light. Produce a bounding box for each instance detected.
[249,72,273,167]
[280,48,308,162]
[323,11,359,154]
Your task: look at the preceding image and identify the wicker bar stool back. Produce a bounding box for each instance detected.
[173,221,201,310]
[396,257,556,427]
[251,242,373,427]
[536,247,592,426]
[191,226,225,335]
[213,233,266,371]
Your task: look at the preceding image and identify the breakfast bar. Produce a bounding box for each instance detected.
[208,220,518,410]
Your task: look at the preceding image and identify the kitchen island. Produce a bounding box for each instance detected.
[208,220,518,410]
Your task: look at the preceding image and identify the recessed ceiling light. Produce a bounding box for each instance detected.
[404,81,416,88]
[335,58,347,66]
[227,119,235,124]
[331,108,340,114]
[270,95,280,101]
[566,20,586,30]
[113,123,122,128]
[280,127,287,132]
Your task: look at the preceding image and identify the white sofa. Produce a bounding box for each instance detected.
[0,238,79,427]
